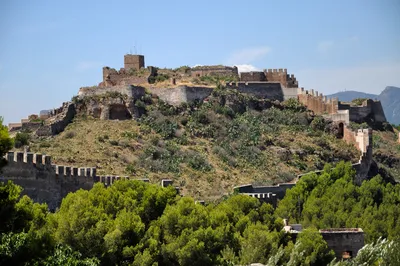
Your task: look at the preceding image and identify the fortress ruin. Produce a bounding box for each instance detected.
[5,53,387,208]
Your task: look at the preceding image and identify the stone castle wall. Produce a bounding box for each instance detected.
[227,82,298,101]
[339,99,387,124]
[36,102,76,136]
[9,102,76,137]
[297,88,338,114]
[0,151,96,210]
[240,71,266,82]
[298,89,386,125]
[191,65,238,78]
[100,67,150,87]
[78,85,145,99]
[148,86,214,106]
[320,228,364,260]
[240,69,298,88]
[0,151,176,210]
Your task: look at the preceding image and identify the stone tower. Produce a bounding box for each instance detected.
[124,54,145,70]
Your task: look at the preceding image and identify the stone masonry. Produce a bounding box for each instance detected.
[0,151,177,211]
[320,228,365,260]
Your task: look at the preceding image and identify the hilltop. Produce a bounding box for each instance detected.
[4,53,400,204]
[26,91,361,200]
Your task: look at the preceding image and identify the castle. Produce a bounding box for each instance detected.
[4,54,388,207]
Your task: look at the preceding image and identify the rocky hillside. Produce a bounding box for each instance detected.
[328,86,400,125]
[23,89,364,201]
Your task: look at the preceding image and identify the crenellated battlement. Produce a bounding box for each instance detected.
[4,151,96,179]
[1,151,181,210]
[297,87,340,115]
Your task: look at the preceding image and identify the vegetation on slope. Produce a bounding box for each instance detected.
[1,162,399,265]
[372,128,400,182]
[29,90,359,200]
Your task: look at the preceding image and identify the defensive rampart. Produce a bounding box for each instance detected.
[297,88,386,125]
[338,99,387,124]
[233,183,296,207]
[36,102,76,136]
[78,85,145,99]
[191,65,238,78]
[0,151,95,210]
[100,67,150,87]
[297,88,338,114]
[1,151,178,210]
[320,228,364,260]
[227,82,297,101]
[236,126,373,203]
[240,69,298,88]
[148,86,214,106]
[9,102,76,136]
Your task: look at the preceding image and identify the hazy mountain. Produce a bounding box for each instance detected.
[328,86,400,125]
[328,91,379,102]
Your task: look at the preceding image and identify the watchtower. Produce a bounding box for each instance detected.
[124,54,145,70]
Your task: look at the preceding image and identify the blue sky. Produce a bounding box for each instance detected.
[1,0,399,124]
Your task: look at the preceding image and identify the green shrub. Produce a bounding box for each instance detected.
[135,99,146,109]
[282,98,306,112]
[121,131,138,139]
[125,164,136,174]
[310,116,326,131]
[186,150,212,172]
[39,142,51,148]
[351,98,368,106]
[349,122,369,131]
[14,132,30,148]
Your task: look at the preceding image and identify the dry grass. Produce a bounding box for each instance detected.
[26,115,362,201]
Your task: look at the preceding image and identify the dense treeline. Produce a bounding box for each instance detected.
[1,162,399,265]
[276,161,400,243]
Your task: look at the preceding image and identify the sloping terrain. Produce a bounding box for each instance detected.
[373,128,400,182]
[28,89,360,200]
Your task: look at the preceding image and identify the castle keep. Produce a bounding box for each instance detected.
[124,54,145,70]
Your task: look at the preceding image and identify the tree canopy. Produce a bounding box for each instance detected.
[1,161,399,265]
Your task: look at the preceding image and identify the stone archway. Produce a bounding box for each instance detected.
[109,104,132,120]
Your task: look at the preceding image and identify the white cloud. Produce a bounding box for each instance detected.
[296,61,400,95]
[235,64,260,73]
[75,61,102,72]
[226,46,271,65]
[317,41,334,53]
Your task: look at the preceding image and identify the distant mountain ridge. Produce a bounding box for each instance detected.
[328,86,400,125]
